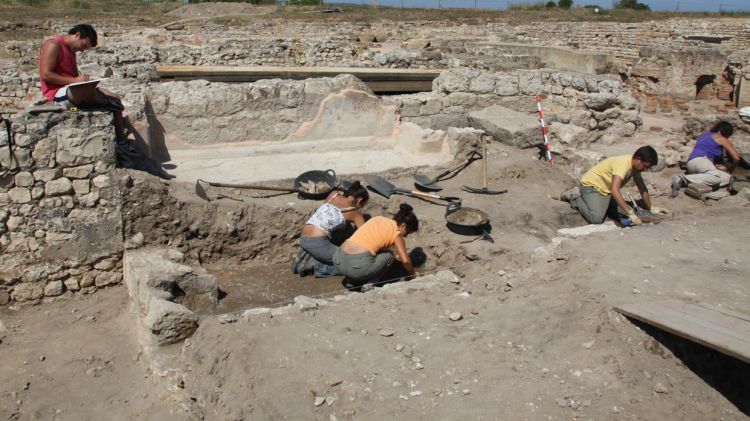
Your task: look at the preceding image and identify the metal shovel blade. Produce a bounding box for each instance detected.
[413,174,442,191]
[461,185,508,195]
[364,175,396,198]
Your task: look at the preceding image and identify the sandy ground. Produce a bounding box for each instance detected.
[1,3,749,418]
[1,132,748,419]
[0,288,181,421]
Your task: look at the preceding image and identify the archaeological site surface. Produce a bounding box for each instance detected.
[0,2,749,420]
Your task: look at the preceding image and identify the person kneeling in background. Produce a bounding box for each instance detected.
[333,203,418,290]
[671,121,741,197]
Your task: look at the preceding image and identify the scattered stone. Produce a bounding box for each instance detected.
[218,314,238,324]
[632,288,641,294]
[654,382,668,394]
[435,270,460,284]
[449,312,463,321]
[328,378,343,387]
[125,232,146,249]
[341,409,356,417]
[497,270,506,276]
[242,307,272,319]
[582,340,596,349]
[378,328,395,337]
[395,343,405,352]
[314,395,326,407]
[294,295,318,312]
[39,355,45,361]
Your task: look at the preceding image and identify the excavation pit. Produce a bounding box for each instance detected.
[139,77,462,184]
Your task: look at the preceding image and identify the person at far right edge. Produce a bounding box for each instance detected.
[562,146,669,225]
[671,121,741,197]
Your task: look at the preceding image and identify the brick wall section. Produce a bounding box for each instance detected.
[0,111,124,304]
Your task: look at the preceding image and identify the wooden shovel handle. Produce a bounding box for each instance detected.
[199,180,295,192]
[396,188,460,202]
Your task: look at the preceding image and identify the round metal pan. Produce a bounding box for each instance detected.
[293,169,337,200]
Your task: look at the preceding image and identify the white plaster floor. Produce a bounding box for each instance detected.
[163,136,451,184]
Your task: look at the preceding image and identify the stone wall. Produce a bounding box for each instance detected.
[0,111,124,305]
[3,18,748,112]
[143,74,370,146]
[394,68,639,148]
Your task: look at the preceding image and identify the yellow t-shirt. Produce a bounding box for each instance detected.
[349,216,400,256]
[580,155,633,195]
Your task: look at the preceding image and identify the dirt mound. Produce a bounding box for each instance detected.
[165,2,263,19]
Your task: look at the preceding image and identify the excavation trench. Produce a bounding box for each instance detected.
[125,76,582,318]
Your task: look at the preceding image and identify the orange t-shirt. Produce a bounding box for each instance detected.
[349,216,400,256]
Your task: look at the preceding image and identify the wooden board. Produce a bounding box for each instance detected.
[155,65,442,93]
[615,300,750,364]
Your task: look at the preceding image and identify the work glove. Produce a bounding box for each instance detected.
[650,206,669,215]
[627,209,642,225]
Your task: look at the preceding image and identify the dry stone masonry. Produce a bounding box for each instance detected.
[0,111,123,304]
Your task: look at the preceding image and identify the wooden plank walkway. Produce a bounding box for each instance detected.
[154,65,443,93]
[615,300,750,364]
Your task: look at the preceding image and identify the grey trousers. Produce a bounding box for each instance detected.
[333,250,393,282]
[570,185,614,224]
[299,236,340,277]
[683,157,732,188]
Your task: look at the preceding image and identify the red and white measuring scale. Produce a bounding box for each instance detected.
[535,94,553,165]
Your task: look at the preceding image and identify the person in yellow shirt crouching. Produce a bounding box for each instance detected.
[563,146,668,225]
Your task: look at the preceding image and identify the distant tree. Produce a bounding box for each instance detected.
[546,1,557,7]
[613,0,650,10]
[558,0,572,9]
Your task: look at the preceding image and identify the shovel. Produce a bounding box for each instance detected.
[413,150,482,192]
[364,175,461,204]
[462,136,507,195]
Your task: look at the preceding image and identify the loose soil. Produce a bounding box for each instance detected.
[0,2,749,420]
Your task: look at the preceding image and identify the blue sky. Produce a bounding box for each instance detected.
[331,0,750,12]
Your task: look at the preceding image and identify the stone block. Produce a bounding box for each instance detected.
[11,283,44,301]
[44,280,64,297]
[30,187,44,200]
[8,187,31,204]
[469,73,496,94]
[56,129,115,167]
[580,93,618,111]
[95,272,122,287]
[518,71,543,95]
[33,168,61,182]
[548,122,587,146]
[14,172,34,187]
[64,278,80,291]
[494,74,519,96]
[143,297,199,345]
[78,191,99,207]
[92,175,111,189]
[45,177,73,196]
[468,105,540,149]
[62,164,95,179]
[72,179,91,195]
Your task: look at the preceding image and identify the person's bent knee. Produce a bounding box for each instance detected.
[581,211,606,225]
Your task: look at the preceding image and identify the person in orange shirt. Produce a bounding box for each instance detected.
[333,203,418,288]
